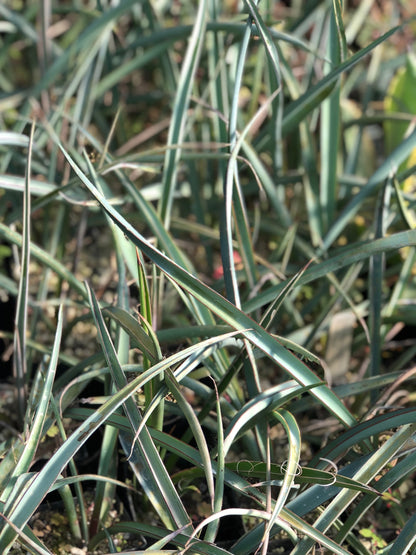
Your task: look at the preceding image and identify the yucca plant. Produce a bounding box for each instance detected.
[1,1,416,554]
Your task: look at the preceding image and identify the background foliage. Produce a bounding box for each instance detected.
[1,0,416,553]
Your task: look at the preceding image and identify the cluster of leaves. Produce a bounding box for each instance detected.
[1,0,416,554]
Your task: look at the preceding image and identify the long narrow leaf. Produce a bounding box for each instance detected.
[86,283,192,532]
[2,306,63,508]
[165,369,215,506]
[13,121,35,421]
[264,410,301,537]
[158,0,207,228]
